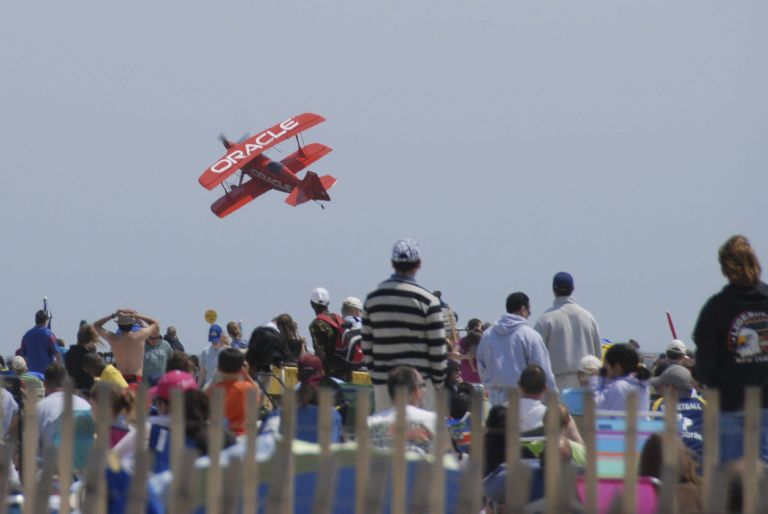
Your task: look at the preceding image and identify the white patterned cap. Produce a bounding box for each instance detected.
[310,287,330,306]
[391,239,421,263]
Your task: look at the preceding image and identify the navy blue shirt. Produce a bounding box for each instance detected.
[20,326,58,373]
[652,395,704,464]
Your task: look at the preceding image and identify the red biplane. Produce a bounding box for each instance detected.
[198,113,335,218]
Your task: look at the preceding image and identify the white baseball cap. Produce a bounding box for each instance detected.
[667,339,687,355]
[342,296,363,311]
[310,287,330,306]
[578,355,602,374]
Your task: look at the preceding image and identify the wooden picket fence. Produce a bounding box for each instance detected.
[1,383,767,513]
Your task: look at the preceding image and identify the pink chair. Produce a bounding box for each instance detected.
[576,476,659,514]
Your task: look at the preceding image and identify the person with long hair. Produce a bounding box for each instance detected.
[639,434,703,514]
[274,313,306,362]
[65,323,99,392]
[693,234,768,462]
[594,343,651,413]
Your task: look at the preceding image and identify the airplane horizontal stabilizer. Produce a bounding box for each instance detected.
[285,171,333,207]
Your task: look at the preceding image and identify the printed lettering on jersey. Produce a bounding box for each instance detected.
[729,311,768,363]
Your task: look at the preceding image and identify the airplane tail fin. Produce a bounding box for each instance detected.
[285,171,336,207]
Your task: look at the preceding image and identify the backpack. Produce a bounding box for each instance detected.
[316,313,364,368]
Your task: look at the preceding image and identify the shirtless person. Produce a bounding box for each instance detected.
[93,308,159,384]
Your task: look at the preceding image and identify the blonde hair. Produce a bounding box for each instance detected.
[719,235,761,287]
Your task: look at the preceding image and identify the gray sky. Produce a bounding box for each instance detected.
[1,0,766,358]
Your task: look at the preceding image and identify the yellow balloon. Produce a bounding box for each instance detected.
[204,309,218,324]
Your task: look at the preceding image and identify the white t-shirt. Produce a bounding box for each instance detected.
[0,389,18,438]
[36,391,91,449]
[367,405,437,454]
[519,397,546,433]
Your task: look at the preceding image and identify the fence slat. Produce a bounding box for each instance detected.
[207,387,225,514]
[0,444,13,514]
[169,388,186,514]
[408,460,432,513]
[312,455,338,514]
[57,381,75,514]
[429,387,447,514]
[544,390,561,514]
[21,388,38,514]
[80,446,106,514]
[242,387,260,514]
[221,455,243,514]
[318,387,332,457]
[354,389,371,514]
[583,390,597,514]
[281,388,297,514]
[126,384,150,514]
[505,387,522,511]
[657,390,679,514]
[391,387,408,514]
[363,454,389,514]
[702,388,719,512]
[623,392,638,514]
[744,386,761,514]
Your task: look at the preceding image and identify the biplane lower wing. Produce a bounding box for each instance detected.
[285,171,336,207]
[199,112,326,191]
[210,179,271,218]
[280,143,332,174]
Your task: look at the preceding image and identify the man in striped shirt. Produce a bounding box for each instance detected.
[361,239,447,412]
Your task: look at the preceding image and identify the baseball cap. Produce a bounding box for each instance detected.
[553,272,574,290]
[208,323,223,342]
[149,370,198,400]
[577,355,601,374]
[391,238,421,263]
[342,296,363,311]
[649,364,692,391]
[310,287,330,306]
[666,339,687,355]
[297,354,324,385]
[11,356,27,372]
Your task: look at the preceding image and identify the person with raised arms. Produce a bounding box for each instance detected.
[93,308,159,384]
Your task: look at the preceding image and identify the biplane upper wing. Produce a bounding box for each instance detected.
[198,113,326,190]
[210,178,272,218]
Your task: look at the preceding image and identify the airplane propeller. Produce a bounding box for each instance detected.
[218,133,232,149]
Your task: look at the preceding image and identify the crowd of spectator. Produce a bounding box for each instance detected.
[0,234,765,512]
